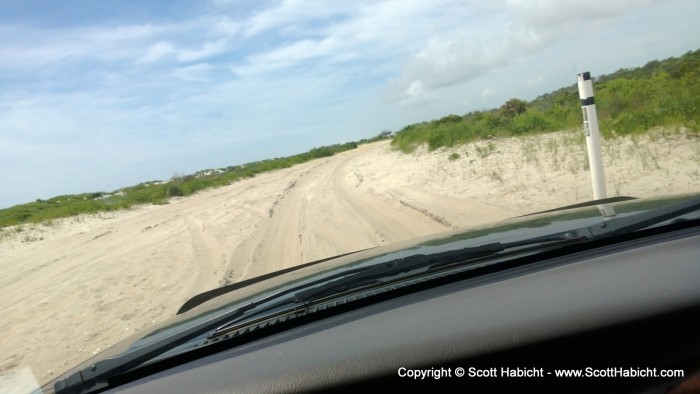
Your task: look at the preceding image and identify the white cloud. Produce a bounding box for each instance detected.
[230,36,338,76]
[398,80,434,107]
[229,0,448,79]
[0,23,172,70]
[502,0,658,51]
[390,0,662,105]
[242,0,352,38]
[90,23,165,41]
[177,38,230,63]
[505,0,656,30]
[173,63,213,82]
[526,75,544,86]
[212,16,241,36]
[482,87,495,97]
[139,41,175,63]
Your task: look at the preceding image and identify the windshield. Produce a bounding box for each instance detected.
[1,1,699,392]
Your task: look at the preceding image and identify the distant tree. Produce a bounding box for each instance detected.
[436,114,462,124]
[499,98,528,117]
[377,130,393,139]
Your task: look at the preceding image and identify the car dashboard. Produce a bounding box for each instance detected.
[106,220,700,393]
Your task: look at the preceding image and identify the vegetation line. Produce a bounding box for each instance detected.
[0,139,388,229]
[1,49,698,229]
[391,49,699,153]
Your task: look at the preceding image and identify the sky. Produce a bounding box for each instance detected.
[1,0,698,208]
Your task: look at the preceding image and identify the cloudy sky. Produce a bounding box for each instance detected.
[1,0,698,208]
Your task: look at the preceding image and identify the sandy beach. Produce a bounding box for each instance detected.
[1,129,699,389]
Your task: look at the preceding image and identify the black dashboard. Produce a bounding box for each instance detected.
[109,224,700,393]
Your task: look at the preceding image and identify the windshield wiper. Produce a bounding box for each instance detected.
[55,196,700,394]
[563,195,700,239]
[206,242,513,338]
[293,196,700,303]
[291,237,588,303]
[292,243,506,302]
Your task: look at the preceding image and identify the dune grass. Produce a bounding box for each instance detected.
[391,49,700,153]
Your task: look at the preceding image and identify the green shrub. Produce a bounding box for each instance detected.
[167,185,184,197]
[391,49,700,151]
[0,139,361,228]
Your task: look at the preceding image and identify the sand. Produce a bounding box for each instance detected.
[1,129,698,389]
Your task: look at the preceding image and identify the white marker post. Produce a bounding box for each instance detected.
[577,72,615,217]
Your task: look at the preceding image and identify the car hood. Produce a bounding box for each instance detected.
[43,193,700,390]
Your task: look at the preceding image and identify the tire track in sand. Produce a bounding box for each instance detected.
[224,143,455,282]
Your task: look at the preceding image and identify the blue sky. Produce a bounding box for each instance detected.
[1,0,698,208]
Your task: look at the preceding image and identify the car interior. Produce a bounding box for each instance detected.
[98,217,700,393]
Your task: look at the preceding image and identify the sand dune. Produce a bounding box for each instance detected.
[1,129,698,388]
